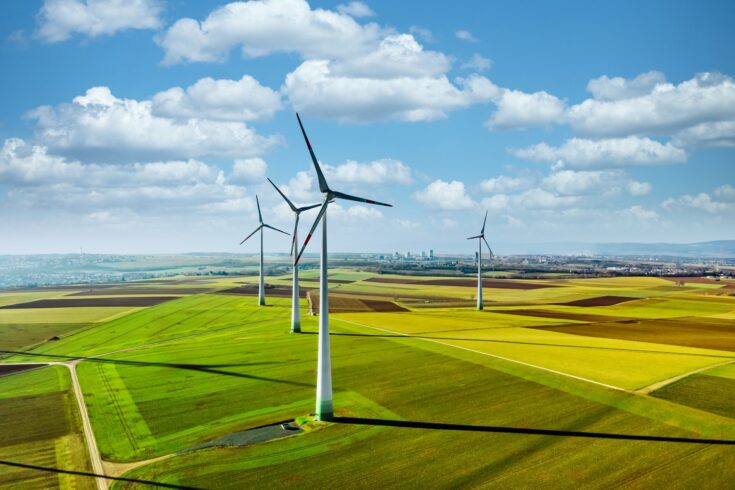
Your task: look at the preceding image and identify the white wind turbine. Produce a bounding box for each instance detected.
[240,195,289,306]
[267,177,321,333]
[294,113,392,421]
[467,210,494,310]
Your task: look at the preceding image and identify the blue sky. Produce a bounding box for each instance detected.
[1,0,734,255]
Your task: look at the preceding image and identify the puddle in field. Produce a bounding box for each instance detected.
[185,421,303,452]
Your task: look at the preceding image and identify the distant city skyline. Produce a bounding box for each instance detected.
[1,0,734,254]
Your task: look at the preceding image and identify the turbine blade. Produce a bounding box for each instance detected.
[240,225,263,245]
[466,235,482,240]
[297,203,322,212]
[263,224,290,236]
[256,195,263,223]
[481,210,488,234]
[295,201,328,265]
[483,237,494,256]
[267,178,297,212]
[296,113,330,193]
[332,190,392,207]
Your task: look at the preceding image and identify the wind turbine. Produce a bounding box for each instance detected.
[467,210,494,310]
[294,113,392,421]
[267,177,321,333]
[240,195,289,306]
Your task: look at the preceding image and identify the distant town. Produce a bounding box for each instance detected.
[2,250,733,290]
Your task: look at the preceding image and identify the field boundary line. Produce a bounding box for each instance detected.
[334,318,627,392]
[635,359,735,395]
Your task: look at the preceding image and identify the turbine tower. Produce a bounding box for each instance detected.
[467,210,494,310]
[240,195,289,306]
[267,178,321,333]
[294,113,392,421]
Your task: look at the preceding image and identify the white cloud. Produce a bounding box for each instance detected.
[510,136,686,169]
[323,159,412,185]
[627,180,651,196]
[336,1,375,18]
[480,194,510,212]
[156,0,385,65]
[479,175,532,193]
[461,53,492,72]
[567,72,735,140]
[230,158,267,184]
[714,184,735,200]
[1,138,257,216]
[486,89,565,130]
[331,34,450,79]
[283,61,497,122]
[512,188,578,210]
[455,30,477,42]
[152,75,282,122]
[408,26,433,43]
[414,180,475,210]
[36,0,162,43]
[27,86,279,163]
[626,205,659,221]
[328,202,383,221]
[662,192,733,215]
[672,120,735,148]
[586,71,666,101]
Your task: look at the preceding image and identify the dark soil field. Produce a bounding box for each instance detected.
[498,309,632,323]
[653,373,735,419]
[559,296,637,307]
[0,297,177,309]
[532,317,735,352]
[365,277,556,289]
[0,364,44,377]
[68,287,212,296]
[309,292,408,314]
[220,285,310,298]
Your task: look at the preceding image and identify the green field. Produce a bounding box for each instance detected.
[0,366,93,489]
[1,271,734,488]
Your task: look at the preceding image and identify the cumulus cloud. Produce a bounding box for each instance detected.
[455,30,477,42]
[461,53,492,72]
[336,1,375,18]
[486,89,565,130]
[152,75,282,122]
[1,137,257,216]
[27,86,279,163]
[230,158,267,184]
[714,184,735,200]
[36,0,162,43]
[510,136,686,169]
[672,120,735,148]
[156,0,385,65]
[479,175,532,193]
[662,191,733,215]
[283,62,498,122]
[626,205,659,221]
[567,72,735,140]
[322,159,412,185]
[414,180,475,210]
[586,71,667,101]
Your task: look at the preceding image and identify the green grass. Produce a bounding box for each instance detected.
[0,366,93,489]
[3,274,735,487]
[652,372,735,419]
[0,323,90,352]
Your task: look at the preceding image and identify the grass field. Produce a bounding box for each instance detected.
[0,366,93,489]
[1,271,734,488]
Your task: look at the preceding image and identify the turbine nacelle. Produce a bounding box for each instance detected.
[467,210,494,257]
[294,113,392,264]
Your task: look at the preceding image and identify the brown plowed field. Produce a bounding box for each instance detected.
[531,317,735,352]
[365,277,556,289]
[220,285,310,298]
[308,293,408,314]
[498,309,631,323]
[0,364,44,377]
[68,287,212,296]
[0,296,177,309]
[559,296,637,307]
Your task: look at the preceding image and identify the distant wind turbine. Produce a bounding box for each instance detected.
[240,195,289,306]
[467,210,494,310]
[294,113,392,421]
[267,177,321,333]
